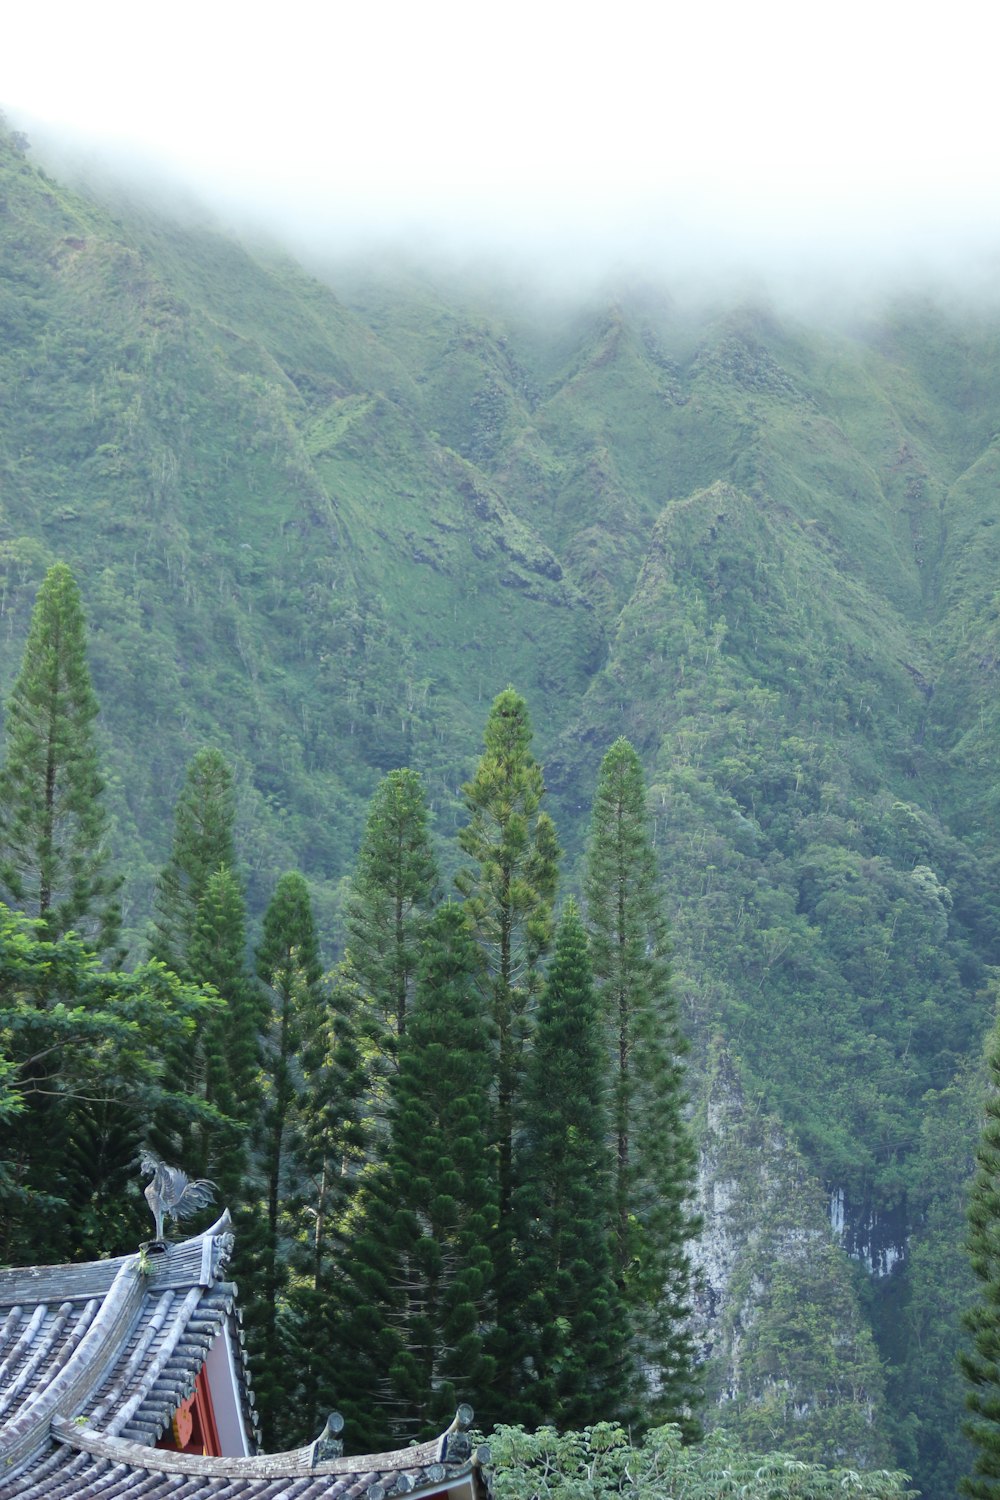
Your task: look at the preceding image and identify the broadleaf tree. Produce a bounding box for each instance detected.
[487,1422,911,1500]
[0,902,217,1263]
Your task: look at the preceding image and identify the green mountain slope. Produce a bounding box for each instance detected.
[3,115,999,1492]
[0,123,603,929]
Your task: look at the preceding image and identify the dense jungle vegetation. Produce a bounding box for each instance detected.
[1,113,999,1498]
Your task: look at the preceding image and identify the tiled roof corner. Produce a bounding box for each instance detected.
[0,1254,146,1477]
[0,1223,490,1500]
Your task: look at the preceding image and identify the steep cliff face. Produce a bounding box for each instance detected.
[693,1045,892,1469]
[829,1189,907,1278]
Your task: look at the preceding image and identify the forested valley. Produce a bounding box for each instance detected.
[2,113,1000,1500]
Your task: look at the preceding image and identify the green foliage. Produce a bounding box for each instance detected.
[345,767,440,1087]
[337,904,497,1445]
[149,747,238,975]
[279,958,369,1448]
[457,689,560,1204]
[456,688,560,1401]
[3,118,1000,1486]
[486,1422,912,1500]
[584,738,699,1423]
[0,902,217,1260]
[148,752,263,1265]
[250,870,325,1440]
[0,563,120,952]
[514,899,632,1428]
[153,862,261,1198]
[591,479,977,1198]
[257,871,323,1233]
[961,991,1000,1500]
[881,1066,978,1495]
[726,1244,890,1465]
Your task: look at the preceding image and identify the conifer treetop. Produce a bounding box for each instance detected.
[0,561,120,950]
[346,767,439,1053]
[149,746,237,974]
[584,735,700,1429]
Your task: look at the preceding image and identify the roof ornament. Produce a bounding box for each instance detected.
[444,1405,477,1463]
[309,1410,345,1467]
[139,1150,217,1245]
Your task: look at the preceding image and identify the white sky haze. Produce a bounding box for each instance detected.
[5,0,1000,282]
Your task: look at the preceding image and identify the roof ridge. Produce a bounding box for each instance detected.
[51,1418,474,1483]
[0,1213,236,1306]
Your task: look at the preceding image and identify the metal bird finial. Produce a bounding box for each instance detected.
[140,1150,217,1243]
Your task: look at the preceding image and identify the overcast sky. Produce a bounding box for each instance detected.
[6,0,1000,285]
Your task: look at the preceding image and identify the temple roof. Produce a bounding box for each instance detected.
[0,1214,490,1500]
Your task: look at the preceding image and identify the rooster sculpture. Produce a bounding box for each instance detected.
[140,1151,217,1243]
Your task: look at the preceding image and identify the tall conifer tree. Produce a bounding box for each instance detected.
[345,768,439,1089]
[455,687,559,1401]
[254,871,323,1423]
[0,562,120,951]
[281,959,368,1447]
[962,1001,1000,1500]
[456,688,559,1217]
[184,860,274,1437]
[515,898,633,1428]
[185,864,275,1446]
[584,737,700,1427]
[149,746,237,975]
[187,866,263,1182]
[147,754,260,1227]
[338,904,497,1447]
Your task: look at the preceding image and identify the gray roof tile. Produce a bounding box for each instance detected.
[0,1217,488,1500]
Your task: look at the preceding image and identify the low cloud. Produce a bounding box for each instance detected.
[22,132,999,323]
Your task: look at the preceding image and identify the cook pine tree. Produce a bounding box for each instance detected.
[335,904,497,1448]
[187,864,264,1192]
[584,736,700,1430]
[514,897,633,1429]
[148,746,238,976]
[0,563,128,1259]
[0,562,120,953]
[254,871,324,1431]
[147,751,263,1210]
[962,995,1000,1500]
[345,768,440,1103]
[281,955,368,1449]
[455,687,560,1401]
